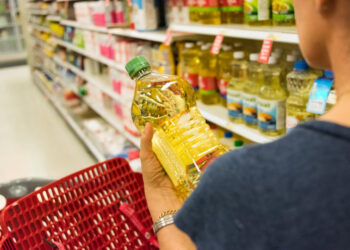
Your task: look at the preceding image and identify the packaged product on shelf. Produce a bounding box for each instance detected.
[244,0,272,26]
[158,43,175,75]
[181,42,200,91]
[83,31,98,55]
[126,56,228,198]
[188,0,199,22]
[272,0,295,26]
[219,131,234,149]
[179,0,190,24]
[84,58,100,75]
[257,56,287,136]
[73,2,93,24]
[98,33,115,60]
[166,0,180,24]
[64,26,75,43]
[113,0,130,25]
[217,44,234,106]
[72,29,85,49]
[132,0,159,31]
[197,0,221,24]
[242,53,263,127]
[89,1,117,27]
[286,60,318,132]
[220,0,244,24]
[198,43,218,105]
[227,51,247,123]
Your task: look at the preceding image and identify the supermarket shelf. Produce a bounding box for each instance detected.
[197,101,281,144]
[32,71,106,161]
[30,9,49,15]
[47,15,61,22]
[170,23,299,44]
[0,51,27,64]
[53,38,125,70]
[0,23,18,29]
[31,23,51,33]
[53,57,122,104]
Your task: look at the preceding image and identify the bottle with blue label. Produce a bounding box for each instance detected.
[242,53,263,128]
[132,0,159,31]
[286,60,318,132]
[257,56,287,136]
[227,51,248,123]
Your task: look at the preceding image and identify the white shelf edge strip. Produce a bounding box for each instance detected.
[33,71,106,161]
[31,23,51,33]
[197,101,280,144]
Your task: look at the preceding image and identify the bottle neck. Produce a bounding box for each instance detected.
[133,67,152,80]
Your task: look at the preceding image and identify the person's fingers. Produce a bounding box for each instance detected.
[141,123,154,158]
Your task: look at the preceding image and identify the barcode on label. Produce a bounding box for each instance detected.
[308,100,324,113]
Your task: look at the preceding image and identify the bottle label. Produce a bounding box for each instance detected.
[307,77,334,114]
[188,0,197,6]
[242,93,258,125]
[258,0,270,21]
[218,79,228,96]
[245,0,270,21]
[286,112,314,132]
[199,76,217,92]
[227,89,243,118]
[220,0,244,12]
[272,0,294,21]
[197,0,219,7]
[257,98,286,131]
[183,72,199,89]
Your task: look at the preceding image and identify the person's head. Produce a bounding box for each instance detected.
[293,0,350,70]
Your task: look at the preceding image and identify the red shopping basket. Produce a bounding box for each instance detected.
[0,158,158,249]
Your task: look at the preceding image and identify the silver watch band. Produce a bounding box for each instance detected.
[153,214,175,234]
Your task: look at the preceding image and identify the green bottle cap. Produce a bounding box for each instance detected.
[234,140,244,148]
[78,86,87,96]
[125,56,151,79]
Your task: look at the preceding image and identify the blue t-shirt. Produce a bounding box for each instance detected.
[175,121,350,250]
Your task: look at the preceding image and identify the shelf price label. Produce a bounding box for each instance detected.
[258,39,274,64]
[163,29,172,46]
[210,34,224,55]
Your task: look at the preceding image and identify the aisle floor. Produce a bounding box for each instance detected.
[0,66,95,183]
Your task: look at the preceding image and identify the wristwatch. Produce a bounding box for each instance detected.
[152,210,177,234]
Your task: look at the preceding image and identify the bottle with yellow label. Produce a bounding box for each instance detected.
[272,0,295,26]
[217,44,234,106]
[242,53,263,127]
[227,51,248,123]
[244,0,272,26]
[182,42,200,92]
[189,0,199,22]
[158,43,175,75]
[126,56,228,198]
[198,43,218,105]
[257,57,287,136]
[197,0,221,24]
[220,0,244,24]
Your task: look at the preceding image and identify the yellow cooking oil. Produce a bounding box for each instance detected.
[286,60,318,132]
[242,53,263,128]
[197,0,221,24]
[220,0,244,24]
[217,44,234,106]
[257,57,287,136]
[227,51,248,123]
[189,0,200,22]
[198,43,219,105]
[182,42,200,93]
[244,0,272,26]
[272,0,295,26]
[126,56,228,198]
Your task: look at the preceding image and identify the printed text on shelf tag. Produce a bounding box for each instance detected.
[210,34,224,54]
[258,39,274,64]
[164,29,172,46]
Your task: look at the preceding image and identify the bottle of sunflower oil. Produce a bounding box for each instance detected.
[182,42,200,92]
[257,56,287,136]
[272,0,295,26]
[227,51,248,123]
[242,53,263,128]
[244,0,272,26]
[198,43,219,105]
[217,44,234,106]
[197,0,221,24]
[126,56,228,198]
[220,0,244,24]
[188,0,200,22]
[286,60,318,132]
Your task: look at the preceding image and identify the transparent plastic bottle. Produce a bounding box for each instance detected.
[257,57,287,136]
[197,0,221,24]
[217,44,234,106]
[188,0,199,22]
[198,43,219,105]
[244,0,272,26]
[272,0,295,26]
[182,42,200,92]
[126,56,228,198]
[286,60,318,131]
[242,53,263,128]
[227,51,248,123]
[220,0,244,24]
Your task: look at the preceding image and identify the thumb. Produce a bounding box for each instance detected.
[141,123,154,156]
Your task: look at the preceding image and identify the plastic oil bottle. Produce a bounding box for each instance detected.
[257,56,287,136]
[272,0,295,26]
[242,53,263,127]
[126,56,228,198]
[286,60,319,131]
[244,0,272,26]
[189,0,199,22]
[197,0,221,24]
[217,44,234,106]
[227,51,248,123]
[220,0,244,24]
[182,42,200,92]
[198,43,218,105]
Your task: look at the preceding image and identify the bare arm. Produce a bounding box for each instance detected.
[141,123,196,250]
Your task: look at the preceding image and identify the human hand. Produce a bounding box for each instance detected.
[141,123,183,221]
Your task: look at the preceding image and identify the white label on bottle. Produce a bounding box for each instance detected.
[257,98,286,131]
[258,0,270,21]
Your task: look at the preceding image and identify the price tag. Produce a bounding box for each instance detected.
[210,34,224,55]
[307,77,334,114]
[163,29,172,46]
[258,39,274,64]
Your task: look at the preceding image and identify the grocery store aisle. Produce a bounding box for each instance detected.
[0,66,95,183]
